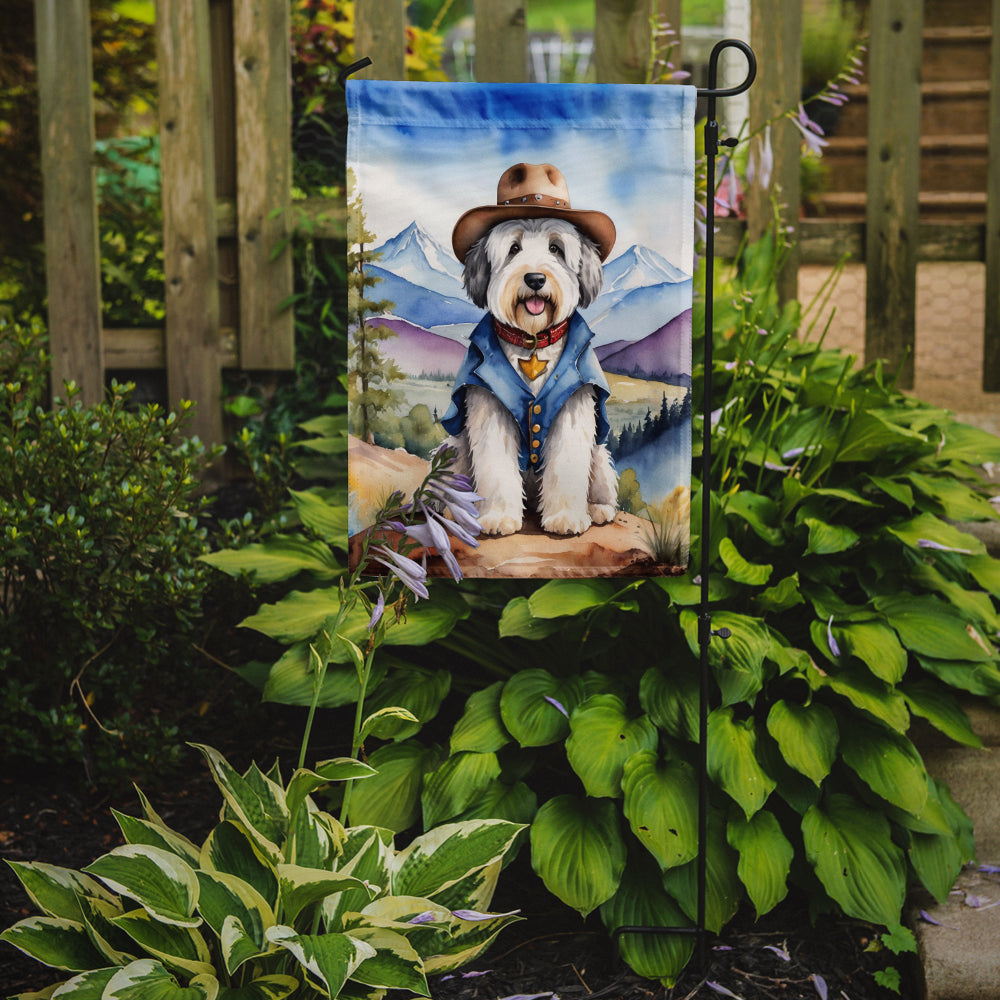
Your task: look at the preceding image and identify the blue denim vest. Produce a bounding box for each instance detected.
[441,312,611,473]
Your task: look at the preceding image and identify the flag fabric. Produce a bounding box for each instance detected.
[346,80,696,578]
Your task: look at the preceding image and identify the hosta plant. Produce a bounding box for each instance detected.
[1,744,523,999]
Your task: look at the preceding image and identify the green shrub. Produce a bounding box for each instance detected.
[0,317,220,783]
[1,743,524,998]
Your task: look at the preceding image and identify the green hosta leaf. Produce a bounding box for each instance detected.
[765,700,838,786]
[906,472,998,522]
[200,822,278,910]
[755,573,805,614]
[216,975,299,1000]
[886,512,985,557]
[5,862,118,923]
[639,664,699,742]
[261,643,381,709]
[621,751,699,871]
[527,579,619,618]
[727,811,793,918]
[200,535,341,584]
[599,853,694,987]
[195,871,274,974]
[83,846,200,928]
[707,708,776,819]
[453,779,538,827]
[803,517,859,556]
[450,682,511,754]
[346,926,428,994]
[288,488,349,544]
[866,474,914,509]
[347,740,442,832]
[901,680,982,748]
[497,596,563,639]
[718,537,772,585]
[936,421,1000,464]
[909,786,967,907]
[802,793,906,926]
[724,490,784,545]
[111,908,214,978]
[875,594,995,662]
[911,562,1000,633]
[393,820,524,901]
[264,926,375,997]
[661,811,741,933]
[0,916,107,971]
[190,746,287,863]
[835,621,907,684]
[421,751,502,828]
[112,812,201,868]
[680,610,770,706]
[967,553,1000,597]
[530,795,626,917]
[811,662,910,732]
[565,695,658,798]
[277,865,375,925]
[839,718,929,817]
[103,959,218,1000]
[285,759,376,822]
[362,667,451,740]
[499,670,584,747]
[359,706,421,742]
[835,410,927,463]
[916,655,1000,697]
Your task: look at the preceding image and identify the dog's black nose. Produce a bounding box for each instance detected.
[524,272,546,291]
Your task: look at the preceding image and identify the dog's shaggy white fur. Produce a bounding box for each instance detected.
[442,218,618,536]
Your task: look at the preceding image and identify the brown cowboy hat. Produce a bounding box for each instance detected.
[451,162,616,263]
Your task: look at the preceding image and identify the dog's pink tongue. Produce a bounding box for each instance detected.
[525,296,546,316]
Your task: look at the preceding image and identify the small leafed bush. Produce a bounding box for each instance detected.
[1,744,524,998]
[0,317,218,782]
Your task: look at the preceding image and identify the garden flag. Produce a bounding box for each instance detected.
[346,80,696,578]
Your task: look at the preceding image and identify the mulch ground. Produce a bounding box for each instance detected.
[1,742,913,1000]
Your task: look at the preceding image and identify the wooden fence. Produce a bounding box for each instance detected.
[33,0,1000,445]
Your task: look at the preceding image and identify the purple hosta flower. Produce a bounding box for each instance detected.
[370,544,429,600]
[827,615,842,658]
[441,970,494,982]
[747,124,774,191]
[451,908,521,921]
[367,590,385,631]
[707,983,742,999]
[791,104,829,156]
[919,909,958,929]
[979,864,1000,874]
[425,476,483,540]
[396,512,464,582]
[763,944,791,962]
[421,500,479,550]
[407,911,438,925]
[715,156,741,215]
[496,994,557,1000]
[544,695,569,718]
[812,974,828,1000]
[917,538,973,555]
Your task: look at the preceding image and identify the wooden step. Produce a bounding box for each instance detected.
[922,25,993,83]
[922,0,991,28]
[813,190,987,222]
[822,134,989,193]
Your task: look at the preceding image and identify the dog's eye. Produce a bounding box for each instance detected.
[549,242,564,258]
[508,241,521,257]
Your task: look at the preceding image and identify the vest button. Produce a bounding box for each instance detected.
[532,439,540,449]
[530,454,539,464]
[532,423,541,433]
[533,404,541,414]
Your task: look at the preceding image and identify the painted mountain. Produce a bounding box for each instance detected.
[365,222,692,384]
[370,315,468,376]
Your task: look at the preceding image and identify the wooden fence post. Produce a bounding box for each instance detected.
[864,0,923,389]
[354,0,407,80]
[233,0,294,369]
[594,0,653,84]
[157,0,223,444]
[983,0,1000,390]
[746,0,801,305]
[474,0,527,83]
[34,0,104,405]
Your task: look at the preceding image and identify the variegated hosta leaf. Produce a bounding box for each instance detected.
[621,751,699,871]
[391,820,524,901]
[285,759,377,822]
[112,810,201,868]
[727,810,793,918]
[765,700,838,786]
[190,745,287,863]
[345,926,429,995]
[0,916,107,972]
[599,854,694,987]
[4,861,118,922]
[421,907,522,975]
[288,802,343,870]
[706,707,776,819]
[200,822,278,910]
[46,966,118,997]
[214,974,300,999]
[323,829,393,931]
[77,894,136,966]
[424,859,501,916]
[450,681,511,754]
[83,846,200,928]
[111,908,214,978]
[499,669,585,747]
[265,926,376,998]
[420,751,502,829]
[565,695,658,799]
[661,811,742,934]
[529,795,626,917]
[802,793,906,926]
[276,864,375,925]
[102,958,218,999]
[195,871,274,974]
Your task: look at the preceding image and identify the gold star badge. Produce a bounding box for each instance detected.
[519,352,548,380]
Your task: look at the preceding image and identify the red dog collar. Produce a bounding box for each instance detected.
[493,317,569,351]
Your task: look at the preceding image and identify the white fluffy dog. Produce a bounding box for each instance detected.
[439,216,619,536]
